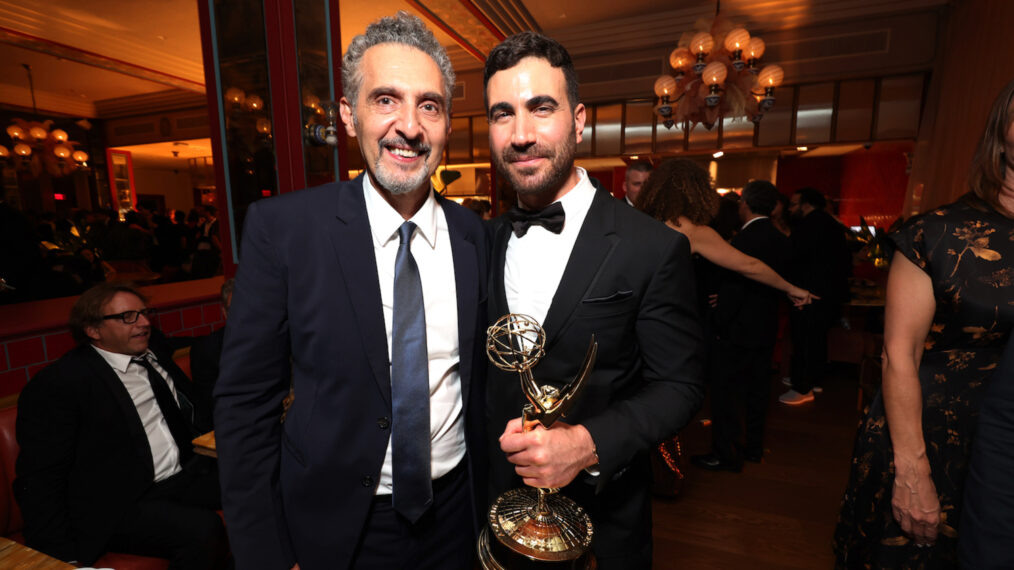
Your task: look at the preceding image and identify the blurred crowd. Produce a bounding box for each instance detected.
[0,200,223,305]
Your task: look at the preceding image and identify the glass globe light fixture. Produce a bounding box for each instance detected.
[724,28,751,70]
[53,144,72,158]
[6,125,24,140]
[702,61,728,107]
[29,126,48,141]
[51,129,69,142]
[669,47,692,78]
[72,150,89,163]
[14,143,31,157]
[690,32,714,75]
[757,65,785,111]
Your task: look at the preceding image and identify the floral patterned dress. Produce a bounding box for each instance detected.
[833,196,1014,569]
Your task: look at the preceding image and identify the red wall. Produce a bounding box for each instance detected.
[776,149,909,228]
[0,302,224,399]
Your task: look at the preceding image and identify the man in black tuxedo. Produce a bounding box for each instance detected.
[14,282,225,568]
[780,187,851,404]
[693,181,791,471]
[215,12,488,570]
[483,32,703,568]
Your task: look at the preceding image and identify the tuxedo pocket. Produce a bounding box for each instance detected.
[579,290,636,319]
[582,290,633,304]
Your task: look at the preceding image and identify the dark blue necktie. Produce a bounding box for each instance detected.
[391,221,432,522]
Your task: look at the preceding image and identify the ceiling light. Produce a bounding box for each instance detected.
[654,7,784,131]
[712,151,724,158]
[796,146,808,151]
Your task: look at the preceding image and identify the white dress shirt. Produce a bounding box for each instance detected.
[505,168,597,325]
[92,345,182,482]
[362,175,465,495]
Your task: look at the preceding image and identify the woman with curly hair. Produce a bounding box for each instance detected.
[637,158,813,304]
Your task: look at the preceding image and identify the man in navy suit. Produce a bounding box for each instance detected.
[215,12,488,570]
[483,32,703,568]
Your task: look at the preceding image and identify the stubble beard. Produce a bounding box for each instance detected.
[494,131,577,199]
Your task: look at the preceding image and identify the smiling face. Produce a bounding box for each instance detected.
[86,291,151,356]
[486,56,585,208]
[340,43,449,196]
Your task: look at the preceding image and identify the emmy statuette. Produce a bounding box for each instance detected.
[478,314,598,569]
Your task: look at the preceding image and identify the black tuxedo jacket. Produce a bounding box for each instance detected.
[215,177,489,570]
[14,339,201,564]
[486,182,703,497]
[189,327,224,429]
[713,217,791,348]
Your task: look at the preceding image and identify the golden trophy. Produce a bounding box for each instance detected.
[478,314,598,569]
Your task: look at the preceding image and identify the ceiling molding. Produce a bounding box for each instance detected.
[472,0,540,35]
[0,83,95,117]
[0,26,204,93]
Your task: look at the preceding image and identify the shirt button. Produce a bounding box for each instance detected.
[361,476,373,487]
[377,417,390,429]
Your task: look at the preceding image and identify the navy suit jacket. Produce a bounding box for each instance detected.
[215,177,489,570]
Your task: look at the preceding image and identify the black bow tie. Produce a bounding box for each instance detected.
[506,202,565,237]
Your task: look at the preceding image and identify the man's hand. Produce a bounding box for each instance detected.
[499,418,598,489]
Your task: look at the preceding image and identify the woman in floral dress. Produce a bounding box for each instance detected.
[834,78,1014,568]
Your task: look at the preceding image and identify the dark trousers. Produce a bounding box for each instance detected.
[563,461,653,569]
[106,458,227,570]
[350,461,474,569]
[789,301,839,393]
[710,341,773,466]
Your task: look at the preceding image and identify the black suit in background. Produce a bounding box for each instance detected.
[189,327,225,429]
[960,332,1014,569]
[710,218,791,466]
[487,183,704,567]
[788,209,851,393]
[14,339,224,567]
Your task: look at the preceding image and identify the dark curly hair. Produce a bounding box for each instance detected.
[483,32,579,111]
[637,158,719,226]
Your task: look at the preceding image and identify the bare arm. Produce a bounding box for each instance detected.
[881,250,939,545]
[675,220,816,305]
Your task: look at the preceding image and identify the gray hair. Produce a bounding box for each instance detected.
[341,11,455,115]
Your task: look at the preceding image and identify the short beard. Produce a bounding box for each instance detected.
[493,131,576,198]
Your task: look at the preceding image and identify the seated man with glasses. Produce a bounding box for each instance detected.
[14,282,227,569]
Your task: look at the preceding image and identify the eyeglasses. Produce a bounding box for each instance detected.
[102,308,156,324]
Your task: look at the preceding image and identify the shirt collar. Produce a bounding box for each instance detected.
[92,344,154,374]
[362,173,440,250]
[741,215,768,230]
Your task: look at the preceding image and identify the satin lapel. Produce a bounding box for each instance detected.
[85,348,155,474]
[440,197,478,405]
[490,217,511,319]
[326,178,392,405]
[541,187,619,349]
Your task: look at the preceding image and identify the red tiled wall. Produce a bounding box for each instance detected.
[0,300,225,398]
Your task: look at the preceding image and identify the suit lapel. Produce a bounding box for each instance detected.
[84,347,155,474]
[490,218,511,320]
[326,178,393,405]
[542,187,619,349]
[439,196,478,405]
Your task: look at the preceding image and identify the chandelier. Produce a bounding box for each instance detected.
[654,6,784,131]
[0,64,90,177]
